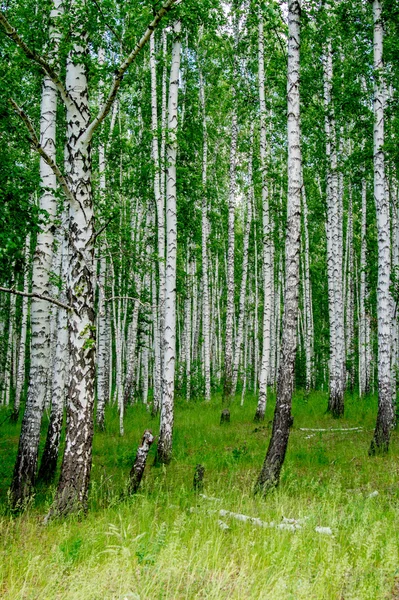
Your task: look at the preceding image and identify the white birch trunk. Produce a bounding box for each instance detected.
[370,0,394,453]
[255,8,273,421]
[13,236,30,421]
[257,0,302,490]
[324,39,345,417]
[157,20,181,464]
[200,70,211,401]
[38,228,69,482]
[223,107,237,403]
[232,139,253,396]
[10,0,62,507]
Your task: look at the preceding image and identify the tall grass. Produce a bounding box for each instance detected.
[0,391,398,599]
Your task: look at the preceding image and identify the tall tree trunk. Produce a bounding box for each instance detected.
[256,0,302,492]
[232,137,253,396]
[49,2,96,516]
[200,70,211,401]
[223,107,237,405]
[370,0,394,454]
[255,8,273,421]
[302,180,313,391]
[324,39,345,417]
[10,0,61,508]
[359,177,370,396]
[156,20,181,464]
[150,33,165,413]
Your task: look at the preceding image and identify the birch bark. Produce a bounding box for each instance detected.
[232,139,253,396]
[255,8,273,421]
[12,236,30,422]
[370,0,394,454]
[324,39,345,417]
[256,0,302,491]
[157,20,181,464]
[10,0,62,507]
[223,108,237,405]
[200,70,211,401]
[38,228,69,482]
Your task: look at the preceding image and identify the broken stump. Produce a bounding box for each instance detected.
[220,409,230,424]
[193,464,205,492]
[129,429,154,494]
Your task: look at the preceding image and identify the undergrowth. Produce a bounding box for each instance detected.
[0,391,398,599]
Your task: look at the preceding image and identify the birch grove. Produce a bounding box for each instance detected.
[1,0,399,519]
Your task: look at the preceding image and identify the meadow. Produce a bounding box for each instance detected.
[1,391,399,599]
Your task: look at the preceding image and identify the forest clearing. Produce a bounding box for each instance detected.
[1,0,399,597]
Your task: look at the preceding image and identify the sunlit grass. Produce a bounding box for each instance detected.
[1,390,399,599]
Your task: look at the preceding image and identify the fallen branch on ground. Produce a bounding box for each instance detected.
[299,427,363,432]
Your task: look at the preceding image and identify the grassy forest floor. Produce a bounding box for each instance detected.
[1,391,399,599]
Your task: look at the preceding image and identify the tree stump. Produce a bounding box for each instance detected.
[193,464,205,492]
[220,409,230,424]
[129,430,154,494]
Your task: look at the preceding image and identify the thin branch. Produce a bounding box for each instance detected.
[9,99,76,207]
[0,12,72,109]
[106,296,150,307]
[84,0,177,143]
[90,0,126,50]
[93,215,115,241]
[0,286,73,312]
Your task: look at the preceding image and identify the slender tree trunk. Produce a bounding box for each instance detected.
[302,180,313,391]
[359,177,370,396]
[232,138,253,395]
[223,107,237,405]
[10,0,61,508]
[12,236,30,422]
[256,0,302,492]
[324,40,345,417]
[200,70,211,401]
[150,33,166,412]
[38,228,69,482]
[255,8,273,421]
[157,20,181,464]
[96,255,107,429]
[370,0,394,454]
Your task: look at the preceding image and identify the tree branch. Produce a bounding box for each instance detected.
[0,286,73,312]
[84,0,177,143]
[106,296,149,307]
[9,99,76,207]
[0,12,72,109]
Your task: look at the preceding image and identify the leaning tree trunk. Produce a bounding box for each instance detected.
[256,0,302,492]
[10,0,61,508]
[370,0,394,454]
[156,20,181,464]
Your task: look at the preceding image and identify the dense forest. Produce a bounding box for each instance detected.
[1,0,399,597]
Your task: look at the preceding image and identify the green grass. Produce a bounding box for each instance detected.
[1,391,399,599]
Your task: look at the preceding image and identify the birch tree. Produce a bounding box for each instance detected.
[370,0,394,454]
[256,0,302,492]
[156,19,181,464]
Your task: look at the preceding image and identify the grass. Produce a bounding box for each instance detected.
[1,390,399,599]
